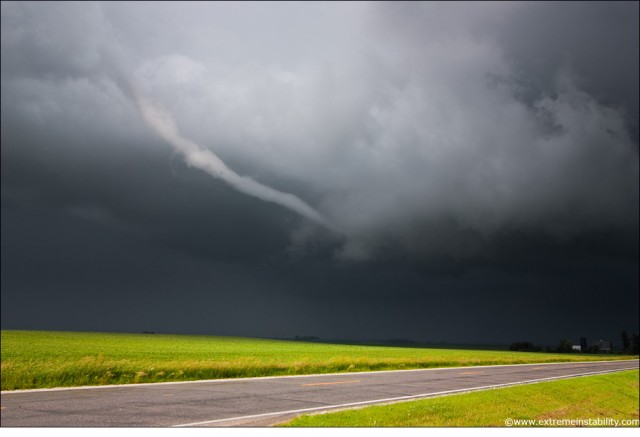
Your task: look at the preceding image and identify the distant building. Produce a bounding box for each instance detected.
[592,340,612,353]
[572,345,582,352]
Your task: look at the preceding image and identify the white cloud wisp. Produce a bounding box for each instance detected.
[125,79,335,232]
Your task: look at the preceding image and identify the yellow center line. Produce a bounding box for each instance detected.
[302,380,360,387]
[459,371,484,375]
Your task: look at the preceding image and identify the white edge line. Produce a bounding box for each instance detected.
[1,359,637,395]
[172,367,639,427]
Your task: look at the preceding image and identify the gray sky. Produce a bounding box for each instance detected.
[2,1,638,345]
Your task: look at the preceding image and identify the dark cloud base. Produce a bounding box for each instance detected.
[2,197,637,345]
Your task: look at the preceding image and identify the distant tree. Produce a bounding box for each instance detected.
[294,335,319,342]
[385,339,417,346]
[509,341,541,352]
[620,330,630,353]
[555,338,573,353]
[580,337,588,352]
[632,334,639,355]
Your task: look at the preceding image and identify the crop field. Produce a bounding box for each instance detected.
[283,369,640,427]
[1,330,635,390]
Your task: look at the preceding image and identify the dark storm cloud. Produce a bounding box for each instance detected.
[1,2,638,343]
[497,1,639,139]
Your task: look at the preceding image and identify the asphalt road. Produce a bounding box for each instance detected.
[1,359,637,427]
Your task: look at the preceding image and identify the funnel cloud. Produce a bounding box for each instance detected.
[127,78,333,230]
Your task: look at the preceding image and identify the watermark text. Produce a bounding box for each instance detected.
[504,417,639,427]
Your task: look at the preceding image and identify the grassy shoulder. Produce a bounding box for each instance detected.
[1,330,636,390]
[282,370,640,427]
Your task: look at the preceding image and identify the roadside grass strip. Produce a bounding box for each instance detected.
[282,370,640,427]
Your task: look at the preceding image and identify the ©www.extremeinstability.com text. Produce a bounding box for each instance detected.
[504,417,639,427]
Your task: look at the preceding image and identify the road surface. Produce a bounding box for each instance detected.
[1,359,637,427]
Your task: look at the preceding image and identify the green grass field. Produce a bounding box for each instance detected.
[1,330,636,391]
[283,370,640,427]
